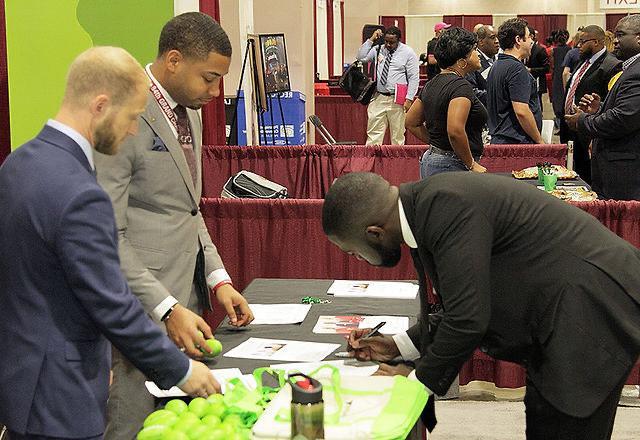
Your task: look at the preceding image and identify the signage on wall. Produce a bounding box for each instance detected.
[600,0,640,9]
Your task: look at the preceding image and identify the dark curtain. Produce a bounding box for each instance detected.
[607,13,628,32]
[326,0,334,76]
[545,14,568,38]
[442,15,463,28]
[462,15,492,31]
[379,16,406,43]
[0,0,9,165]
[518,14,546,42]
[199,0,227,146]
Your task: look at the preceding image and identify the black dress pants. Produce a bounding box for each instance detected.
[524,374,627,440]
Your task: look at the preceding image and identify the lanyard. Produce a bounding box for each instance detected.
[147,74,192,144]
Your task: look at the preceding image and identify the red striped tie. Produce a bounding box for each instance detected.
[565,61,590,114]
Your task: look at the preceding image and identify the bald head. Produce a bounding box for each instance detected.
[323,172,393,239]
[63,46,149,108]
[476,25,498,58]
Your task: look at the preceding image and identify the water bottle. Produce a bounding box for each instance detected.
[290,373,324,440]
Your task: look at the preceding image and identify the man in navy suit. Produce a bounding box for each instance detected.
[465,24,499,107]
[0,47,220,439]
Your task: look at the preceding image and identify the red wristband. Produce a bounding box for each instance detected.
[213,280,233,292]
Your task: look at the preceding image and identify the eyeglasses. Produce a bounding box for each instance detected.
[577,38,598,46]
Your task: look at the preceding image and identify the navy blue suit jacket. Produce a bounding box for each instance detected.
[0,125,189,437]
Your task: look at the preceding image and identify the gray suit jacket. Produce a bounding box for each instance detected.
[400,173,640,418]
[95,92,225,314]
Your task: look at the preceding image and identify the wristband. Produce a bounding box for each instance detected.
[161,304,177,322]
[213,280,233,292]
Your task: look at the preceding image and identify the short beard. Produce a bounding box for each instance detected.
[93,117,118,155]
[370,241,402,268]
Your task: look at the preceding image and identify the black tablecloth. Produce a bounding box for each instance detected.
[207,279,419,373]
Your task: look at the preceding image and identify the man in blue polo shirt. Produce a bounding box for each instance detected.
[487,18,544,144]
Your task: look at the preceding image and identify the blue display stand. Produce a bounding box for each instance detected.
[225,91,306,146]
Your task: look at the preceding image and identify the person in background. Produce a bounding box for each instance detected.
[465,24,499,107]
[486,18,543,144]
[405,27,487,177]
[560,25,621,184]
[562,29,584,88]
[95,13,253,439]
[356,26,419,145]
[604,30,616,54]
[550,29,572,130]
[0,46,220,439]
[425,22,451,80]
[526,27,550,111]
[566,15,640,200]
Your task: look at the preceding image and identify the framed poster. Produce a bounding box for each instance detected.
[259,34,291,94]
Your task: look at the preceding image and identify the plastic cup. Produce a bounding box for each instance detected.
[543,173,558,192]
[537,166,544,184]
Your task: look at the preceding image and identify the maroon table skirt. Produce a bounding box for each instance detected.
[202,144,567,200]
[201,197,640,387]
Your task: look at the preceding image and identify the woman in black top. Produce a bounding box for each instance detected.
[405,27,488,177]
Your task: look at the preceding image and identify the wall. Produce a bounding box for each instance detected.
[406,0,639,14]
[343,0,408,62]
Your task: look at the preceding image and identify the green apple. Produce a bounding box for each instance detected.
[201,414,222,428]
[198,428,227,440]
[201,338,223,357]
[218,421,237,436]
[173,412,200,432]
[137,424,169,440]
[143,409,178,428]
[205,394,225,406]
[222,413,244,428]
[203,401,225,418]
[186,423,209,439]
[187,397,210,418]
[161,429,189,440]
[164,399,188,416]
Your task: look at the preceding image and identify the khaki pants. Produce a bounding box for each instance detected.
[366,93,406,145]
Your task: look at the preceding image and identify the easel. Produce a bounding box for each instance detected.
[228,39,289,146]
[228,38,267,146]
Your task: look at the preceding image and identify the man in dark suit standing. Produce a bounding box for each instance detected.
[561,25,621,184]
[323,171,640,439]
[566,15,640,200]
[465,25,499,107]
[526,27,550,112]
[0,47,220,439]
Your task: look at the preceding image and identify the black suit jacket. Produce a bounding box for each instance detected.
[578,56,640,200]
[465,51,494,107]
[560,51,621,144]
[526,43,550,93]
[399,173,640,418]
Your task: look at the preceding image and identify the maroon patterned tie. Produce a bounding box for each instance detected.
[565,60,590,114]
[173,104,197,188]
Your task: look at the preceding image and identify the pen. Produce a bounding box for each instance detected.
[361,321,386,340]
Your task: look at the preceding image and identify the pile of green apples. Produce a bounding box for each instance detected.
[137,395,251,440]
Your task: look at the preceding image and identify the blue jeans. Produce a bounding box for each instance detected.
[420,149,481,178]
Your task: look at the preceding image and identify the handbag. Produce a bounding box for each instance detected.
[221,170,288,199]
[338,61,377,105]
[252,365,429,439]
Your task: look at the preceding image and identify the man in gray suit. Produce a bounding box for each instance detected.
[96,13,253,438]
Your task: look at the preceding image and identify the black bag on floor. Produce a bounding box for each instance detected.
[221,171,288,199]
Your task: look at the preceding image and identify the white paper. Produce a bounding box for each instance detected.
[144,368,256,397]
[223,338,340,362]
[327,280,418,299]
[249,304,311,325]
[312,315,409,334]
[269,360,379,377]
